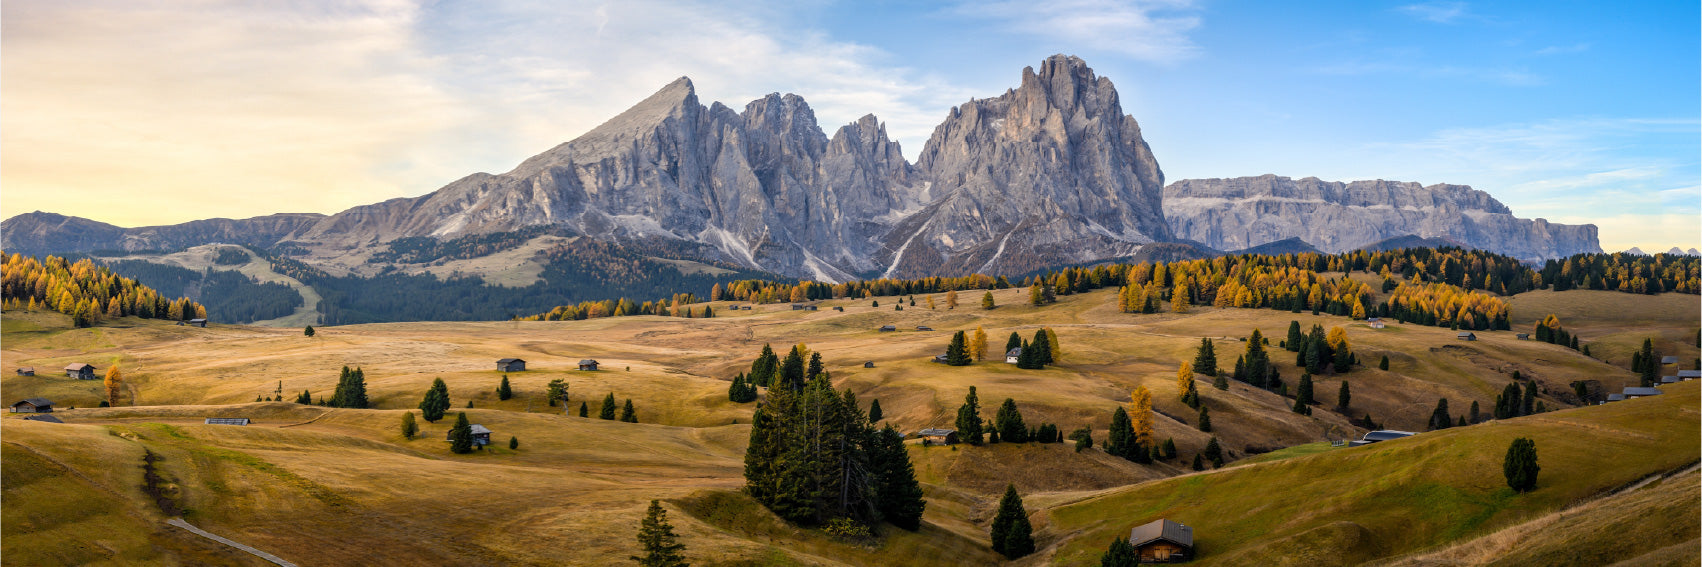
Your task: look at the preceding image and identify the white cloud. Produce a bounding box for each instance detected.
[1,0,978,226]
[1395,2,1469,24]
[960,0,1202,63]
[1534,42,1591,56]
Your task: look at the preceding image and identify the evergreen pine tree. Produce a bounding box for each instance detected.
[547,378,568,407]
[1469,400,1481,423]
[498,375,513,401]
[419,378,451,422]
[994,398,1028,443]
[1100,536,1138,567]
[630,499,690,567]
[509,436,519,450]
[1212,374,1229,390]
[780,347,807,390]
[295,389,312,404]
[1193,338,1219,376]
[303,325,315,337]
[989,485,1035,559]
[1005,332,1023,353]
[448,412,474,454]
[1107,407,1137,460]
[1338,380,1351,408]
[1197,405,1212,432]
[579,402,589,417]
[1161,438,1177,459]
[1503,437,1540,493]
[1379,355,1390,370]
[946,331,972,366]
[1192,454,1204,471]
[400,412,417,439]
[955,386,984,444]
[1030,329,1053,364]
[1070,427,1093,452]
[1296,372,1316,406]
[868,399,882,422]
[1285,320,1303,352]
[601,393,618,420]
[621,399,638,422]
[1429,398,1452,431]
[873,425,927,530]
[1203,437,1224,468]
[1521,382,1537,416]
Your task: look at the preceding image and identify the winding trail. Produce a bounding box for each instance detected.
[167,518,298,567]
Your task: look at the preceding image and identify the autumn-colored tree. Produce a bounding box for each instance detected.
[971,326,988,361]
[1129,386,1154,445]
[982,291,995,309]
[104,366,124,407]
[945,290,959,309]
[1176,361,1195,401]
[1171,284,1190,312]
[1043,328,1061,361]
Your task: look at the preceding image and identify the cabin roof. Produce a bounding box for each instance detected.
[65,363,94,371]
[13,398,52,407]
[1007,348,1022,356]
[1130,518,1193,548]
[1661,356,1679,364]
[1457,331,1475,337]
[578,359,598,365]
[1622,387,1663,396]
[1678,370,1701,378]
[469,424,492,435]
[917,428,955,436]
[497,358,525,364]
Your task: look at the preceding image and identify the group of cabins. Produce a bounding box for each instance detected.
[876,325,934,332]
[175,318,209,327]
[494,358,599,372]
[11,363,100,379]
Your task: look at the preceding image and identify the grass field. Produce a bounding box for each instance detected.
[2,284,1697,565]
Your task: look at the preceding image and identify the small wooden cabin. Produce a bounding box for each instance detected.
[15,367,34,376]
[1006,348,1022,364]
[578,359,600,371]
[1129,519,1194,563]
[496,358,527,372]
[1516,333,1530,340]
[1678,370,1700,380]
[878,325,897,332]
[446,424,491,446]
[931,354,949,363]
[915,326,933,331]
[1456,332,1476,341]
[188,318,208,327]
[916,428,958,445]
[863,361,875,368]
[1661,356,1679,365]
[64,363,97,380]
[1622,387,1663,399]
[205,418,250,426]
[833,306,844,312]
[10,398,54,413]
[1366,317,1385,329]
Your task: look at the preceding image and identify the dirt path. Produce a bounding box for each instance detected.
[166,518,298,567]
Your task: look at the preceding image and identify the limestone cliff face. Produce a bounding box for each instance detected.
[1164,175,1601,261]
[887,55,1172,277]
[288,79,925,280]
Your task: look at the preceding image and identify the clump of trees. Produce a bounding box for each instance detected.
[419,378,451,421]
[1541,252,1699,295]
[0,253,207,326]
[743,344,926,532]
[330,366,369,409]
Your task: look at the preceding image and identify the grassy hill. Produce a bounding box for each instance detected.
[2,284,1696,565]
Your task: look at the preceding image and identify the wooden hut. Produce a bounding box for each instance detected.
[1456,332,1477,341]
[577,359,600,371]
[205,418,250,426]
[64,363,97,380]
[916,428,958,445]
[863,361,876,368]
[15,367,34,376]
[188,318,208,327]
[878,325,897,332]
[1366,317,1385,329]
[10,398,54,413]
[1129,519,1194,562]
[1006,348,1022,364]
[496,358,527,372]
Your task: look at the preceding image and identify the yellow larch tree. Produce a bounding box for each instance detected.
[1130,385,1154,444]
[971,326,988,361]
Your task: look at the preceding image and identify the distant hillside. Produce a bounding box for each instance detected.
[1360,234,1473,253]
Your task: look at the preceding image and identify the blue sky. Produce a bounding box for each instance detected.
[3,0,1697,251]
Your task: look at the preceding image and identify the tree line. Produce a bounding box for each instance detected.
[1541,252,1699,295]
[0,252,206,327]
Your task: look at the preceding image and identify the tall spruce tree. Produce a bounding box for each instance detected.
[1194,338,1219,376]
[955,387,984,444]
[1203,437,1224,468]
[1197,404,1212,432]
[419,377,451,422]
[868,399,883,422]
[946,331,972,366]
[400,412,417,439]
[1285,320,1304,352]
[1295,372,1316,406]
[1521,382,1537,416]
[873,425,926,530]
[1469,400,1480,423]
[1338,380,1351,409]
[498,375,513,400]
[601,393,619,420]
[994,398,1029,443]
[989,485,1035,559]
[779,347,807,390]
[1503,437,1540,493]
[630,500,689,567]
[749,344,779,387]
[621,399,638,422]
[579,401,589,417]
[1429,398,1452,431]
[1005,332,1023,353]
[1107,407,1137,460]
[448,412,474,454]
[1030,329,1053,364]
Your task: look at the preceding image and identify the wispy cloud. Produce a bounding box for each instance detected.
[1396,1,1469,24]
[961,0,1203,63]
[1534,42,1591,56]
[1,0,974,226]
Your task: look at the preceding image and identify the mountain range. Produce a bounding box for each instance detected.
[3,55,1602,286]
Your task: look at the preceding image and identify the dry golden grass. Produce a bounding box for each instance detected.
[2,285,1697,565]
